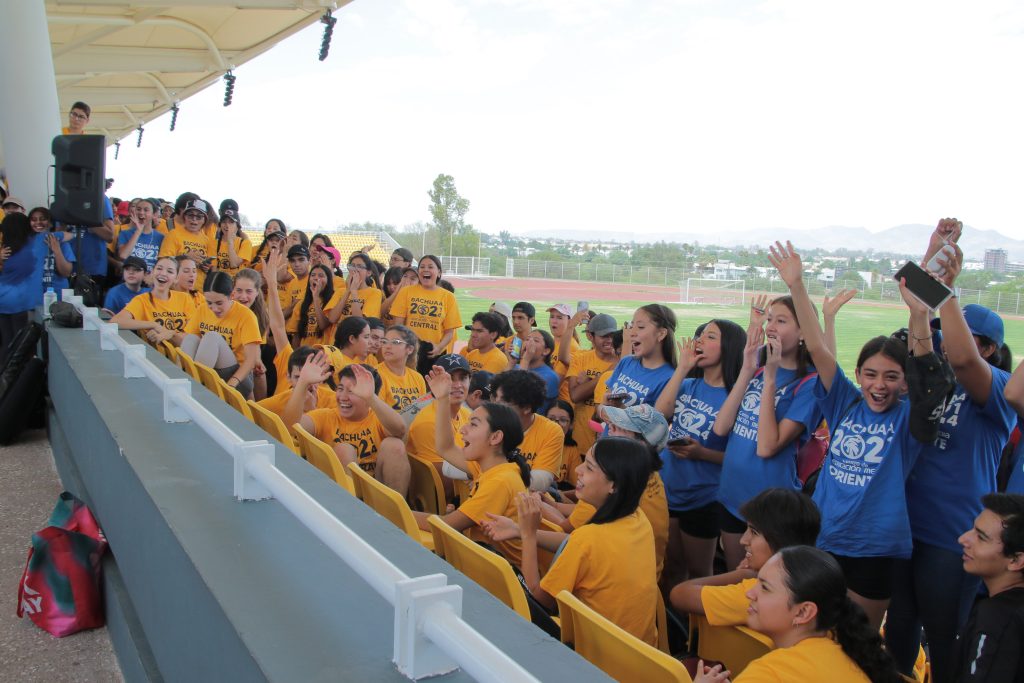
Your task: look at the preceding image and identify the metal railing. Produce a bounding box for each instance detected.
[60,291,539,683]
[440,256,491,276]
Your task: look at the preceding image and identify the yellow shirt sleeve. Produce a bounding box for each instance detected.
[569,500,596,529]
[521,415,564,475]
[702,578,757,627]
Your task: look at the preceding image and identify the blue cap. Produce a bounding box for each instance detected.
[962,304,1004,348]
[602,403,669,450]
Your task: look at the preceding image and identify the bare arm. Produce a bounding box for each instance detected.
[656,338,698,421]
[569,375,600,403]
[712,325,761,437]
[822,289,857,357]
[1006,359,1024,415]
[936,243,993,404]
[116,225,141,260]
[263,249,292,355]
[669,568,757,615]
[426,368,469,471]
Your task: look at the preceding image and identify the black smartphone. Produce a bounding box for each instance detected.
[894,261,954,310]
[666,437,693,447]
[605,392,628,403]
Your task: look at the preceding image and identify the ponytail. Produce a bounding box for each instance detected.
[778,547,901,683]
[506,447,531,488]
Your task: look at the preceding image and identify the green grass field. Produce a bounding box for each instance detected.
[453,290,1024,374]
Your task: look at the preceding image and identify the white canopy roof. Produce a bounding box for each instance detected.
[46,0,352,143]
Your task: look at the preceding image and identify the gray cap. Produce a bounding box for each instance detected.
[602,403,669,451]
[586,313,617,337]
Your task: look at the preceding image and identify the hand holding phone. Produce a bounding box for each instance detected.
[894,261,954,310]
[510,336,524,360]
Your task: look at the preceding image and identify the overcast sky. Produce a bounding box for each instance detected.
[104,0,1024,238]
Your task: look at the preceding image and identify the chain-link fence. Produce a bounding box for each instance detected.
[440,256,491,276]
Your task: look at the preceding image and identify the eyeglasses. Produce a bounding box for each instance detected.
[348,263,367,271]
[381,339,409,346]
[549,416,572,425]
[70,111,88,121]
[183,211,206,220]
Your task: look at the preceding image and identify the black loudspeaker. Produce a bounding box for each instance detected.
[51,134,106,225]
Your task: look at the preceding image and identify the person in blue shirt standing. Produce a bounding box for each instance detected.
[64,194,116,291]
[0,214,44,360]
[603,304,676,410]
[1006,360,1024,495]
[654,319,745,586]
[711,294,821,570]
[516,328,561,414]
[103,256,151,315]
[116,198,163,271]
[769,239,948,632]
[884,224,1018,683]
[30,206,75,300]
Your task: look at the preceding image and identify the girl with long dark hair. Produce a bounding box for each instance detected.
[388,255,462,375]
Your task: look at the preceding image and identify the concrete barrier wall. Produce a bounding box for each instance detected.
[47,327,608,682]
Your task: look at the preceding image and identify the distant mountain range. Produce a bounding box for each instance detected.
[518,225,1024,261]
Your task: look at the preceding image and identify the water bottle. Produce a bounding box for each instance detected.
[43,287,57,320]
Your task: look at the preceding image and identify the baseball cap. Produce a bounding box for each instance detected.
[547,303,572,316]
[586,313,618,337]
[434,354,471,376]
[392,247,414,263]
[513,302,537,324]
[318,246,342,264]
[116,200,130,217]
[602,403,669,451]
[490,301,513,322]
[266,229,287,241]
[930,304,1004,348]
[287,244,310,259]
[122,256,148,272]
[2,196,25,211]
[219,198,239,214]
[315,344,347,372]
[469,371,494,399]
[183,198,210,216]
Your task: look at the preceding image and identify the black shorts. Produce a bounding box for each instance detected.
[830,553,895,601]
[670,502,721,539]
[716,503,747,535]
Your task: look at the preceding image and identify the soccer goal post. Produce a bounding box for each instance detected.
[679,278,746,305]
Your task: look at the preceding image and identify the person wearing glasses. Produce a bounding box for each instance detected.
[328,252,383,323]
[158,198,216,290]
[62,101,90,135]
[377,324,426,411]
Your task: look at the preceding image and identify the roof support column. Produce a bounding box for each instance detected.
[0,1,63,207]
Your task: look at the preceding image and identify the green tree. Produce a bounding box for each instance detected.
[428,174,471,257]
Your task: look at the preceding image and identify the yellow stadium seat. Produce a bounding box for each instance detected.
[220,380,254,421]
[158,340,175,359]
[293,423,355,495]
[177,350,200,381]
[247,400,301,456]
[453,477,473,506]
[555,590,692,683]
[408,453,445,516]
[347,463,434,551]
[427,515,530,621]
[194,362,225,400]
[689,614,771,676]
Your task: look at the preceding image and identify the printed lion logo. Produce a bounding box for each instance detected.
[677,410,707,433]
[741,389,760,412]
[838,433,866,460]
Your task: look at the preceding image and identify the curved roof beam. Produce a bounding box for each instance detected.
[48,13,228,71]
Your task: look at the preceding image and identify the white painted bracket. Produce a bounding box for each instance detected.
[162,378,191,423]
[122,344,147,378]
[234,441,276,501]
[394,575,461,679]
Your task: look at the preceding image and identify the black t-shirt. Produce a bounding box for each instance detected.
[953,586,1024,682]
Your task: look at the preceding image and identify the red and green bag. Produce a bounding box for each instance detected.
[17,492,107,637]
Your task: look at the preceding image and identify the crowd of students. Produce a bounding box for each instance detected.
[3,113,1024,680]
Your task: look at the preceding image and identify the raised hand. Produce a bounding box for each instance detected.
[570,309,590,328]
[693,661,732,683]
[515,492,543,535]
[898,277,932,317]
[299,350,332,387]
[742,323,765,373]
[924,217,963,263]
[748,294,769,327]
[348,363,377,400]
[677,337,699,372]
[481,513,521,542]
[823,289,858,319]
[933,241,963,288]
[763,335,782,382]
[310,276,323,296]
[425,366,452,399]
[767,241,803,288]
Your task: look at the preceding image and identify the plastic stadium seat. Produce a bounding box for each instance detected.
[220,380,254,421]
[194,362,225,400]
[689,614,771,676]
[407,453,445,515]
[247,400,301,455]
[293,423,355,495]
[177,349,200,381]
[555,590,692,683]
[427,515,530,620]
[158,340,175,359]
[346,463,434,551]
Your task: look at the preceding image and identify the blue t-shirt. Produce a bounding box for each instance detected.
[717,367,821,519]
[660,378,729,511]
[527,363,560,415]
[117,227,164,270]
[1007,435,1024,495]
[41,237,75,299]
[812,365,922,559]
[103,284,150,314]
[906,370,1016,553]
[605,356,674,408]
[0,234,45,314]
[63,197,114,276]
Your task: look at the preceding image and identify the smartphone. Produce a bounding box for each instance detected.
[510,336,523,359]
[577,301,589,313]
[894,261,954,310]
[605,392,629,403]
[666,437,693,447]
[925,244,955,277]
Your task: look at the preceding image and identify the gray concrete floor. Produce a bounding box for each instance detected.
[1,429,123,683]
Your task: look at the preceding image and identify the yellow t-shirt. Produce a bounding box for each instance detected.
[154,219,169,236]
[158,227,216,289]
[213,234,253,277]
[702,578,759,627]
[465,346,509,375]
[257,384,336,420]
[339,286,383,319]
[540,509,658,646]
[567,472,669,581]
[567,350,616,454]
[557,443,583,486]
[307,408,388,475]
[378,364,428,411]
[735,637,869,683]
[184,300,262,365]
[295,289,344,346]
[407,400,470,464]
[279,273,309,330]
[552,337,581,402]
[391,284,461,345]
[458,461,527,566]
[122,290,196,335]
[520,414,564,476]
